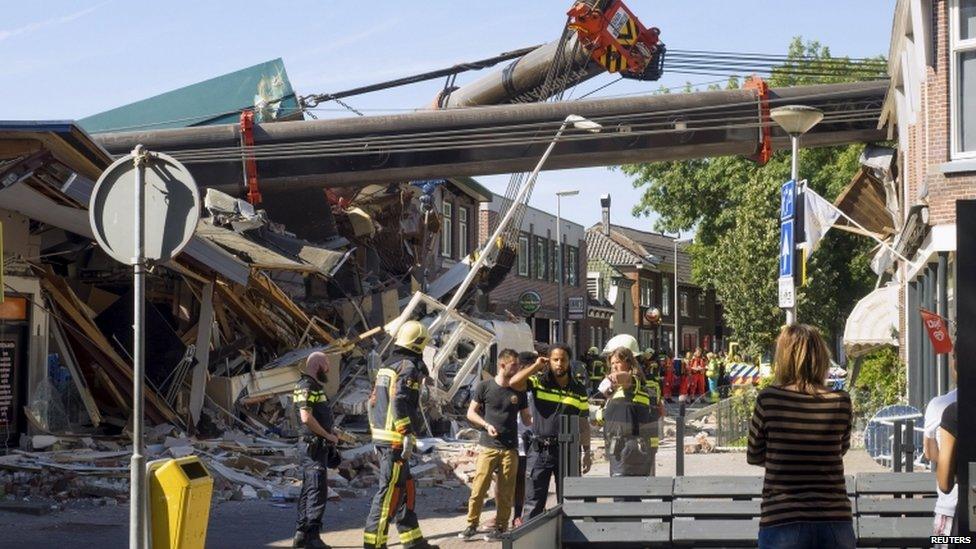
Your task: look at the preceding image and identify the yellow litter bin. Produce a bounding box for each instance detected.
[148,456,214,549]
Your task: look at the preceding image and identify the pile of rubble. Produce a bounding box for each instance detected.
[0,421,488,509]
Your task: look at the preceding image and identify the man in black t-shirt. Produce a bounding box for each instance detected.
[460,349,531,541]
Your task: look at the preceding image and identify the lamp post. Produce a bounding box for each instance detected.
[435,115,601,330]
[770,105,823,325]
[556,190,579,344]
[672,235,693,355]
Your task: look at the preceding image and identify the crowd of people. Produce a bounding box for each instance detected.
[582,340,748,404]
[288,322,668,548]
[288,321,955,549]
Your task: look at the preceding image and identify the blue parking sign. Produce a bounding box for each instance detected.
[781,180,795,220]
[780,219,794,278]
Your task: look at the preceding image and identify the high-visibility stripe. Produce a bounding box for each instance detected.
[650,436,660,448]
[394,417,411,428]
[372,460,401,548]
[370,429,403,444]
[534,389,588,411]
[399,527,424,543]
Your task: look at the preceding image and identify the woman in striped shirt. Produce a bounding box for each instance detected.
[747,324,854,549]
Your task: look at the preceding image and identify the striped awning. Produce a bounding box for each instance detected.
[844,284,899,358]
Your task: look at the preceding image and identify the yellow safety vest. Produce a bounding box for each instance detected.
[368,367,413,447]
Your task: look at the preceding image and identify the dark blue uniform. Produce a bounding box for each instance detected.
[293,374,333,543]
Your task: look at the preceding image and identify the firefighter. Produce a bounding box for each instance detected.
[706,352,720,402]
[660,353,675,401]
[595,347,662,477]
[510,344,591,519]
[293,352,340,549]
[585,346,606,393]
[363,321,439,549]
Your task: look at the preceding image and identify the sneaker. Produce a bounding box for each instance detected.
[483,529,506,542]
[458,525,479,540]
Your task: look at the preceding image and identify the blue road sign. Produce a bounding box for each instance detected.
[780,219,795,278]
[781,180,796,220]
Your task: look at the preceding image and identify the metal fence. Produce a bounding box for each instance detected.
[712,387,758,447]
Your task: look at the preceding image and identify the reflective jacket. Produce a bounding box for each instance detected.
[368,350,425,448]
[597,377,661,448]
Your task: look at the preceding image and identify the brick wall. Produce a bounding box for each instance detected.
[908,1,976,225]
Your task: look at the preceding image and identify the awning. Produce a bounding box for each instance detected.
[844,284,899,357]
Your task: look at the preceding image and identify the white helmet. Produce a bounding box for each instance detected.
[602,334,639,356]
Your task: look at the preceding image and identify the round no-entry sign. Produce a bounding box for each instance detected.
[89,150,200,265]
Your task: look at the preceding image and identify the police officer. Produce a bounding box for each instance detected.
[596,347,662,477]
[363,321,439,549]
[510,344,592,519]
[293,352,339,549]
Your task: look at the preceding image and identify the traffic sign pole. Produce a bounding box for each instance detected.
[786,135,800,324]
[130,145,147,549]
[88,145,199,549]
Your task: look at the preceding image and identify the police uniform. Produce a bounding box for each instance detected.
[363,349,432,549]
[597,377,661,477]
[522,371,589,519]
[293,374,334,546]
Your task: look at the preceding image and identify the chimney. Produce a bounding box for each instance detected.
[600,194,611,235]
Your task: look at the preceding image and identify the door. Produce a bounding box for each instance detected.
[0,296,30,446]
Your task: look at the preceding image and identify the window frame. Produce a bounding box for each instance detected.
[662,278,671,316]
[535,236,548,280]
[440,201,453,258]
[680,290,690,318]
[698,293,707,318]
[567,246,578,286]
[458,206,469,258]
[517,234,530,277]
[950,0,976,159]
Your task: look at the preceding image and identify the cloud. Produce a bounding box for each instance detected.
[0,1,109,42]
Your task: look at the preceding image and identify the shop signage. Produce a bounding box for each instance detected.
[567,296,585,320]
[518,290,542,315]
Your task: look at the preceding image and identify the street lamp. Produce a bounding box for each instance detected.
[437,114,602,325]
[556,189,579,344]
[770,105,822,325]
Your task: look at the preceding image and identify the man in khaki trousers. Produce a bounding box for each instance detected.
[460,349,532,541]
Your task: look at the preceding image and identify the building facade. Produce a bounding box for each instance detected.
[584,196,726,356]
[478,195,593,357]
[874,0,975,408]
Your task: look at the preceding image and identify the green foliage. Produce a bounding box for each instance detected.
[850,346,906,420]
[620,37,884,356]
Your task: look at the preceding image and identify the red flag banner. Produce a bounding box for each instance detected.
[919,309,953,355]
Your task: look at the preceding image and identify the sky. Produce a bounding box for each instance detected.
[0,0,896,232]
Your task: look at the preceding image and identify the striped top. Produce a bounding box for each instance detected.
[747,385,853,527]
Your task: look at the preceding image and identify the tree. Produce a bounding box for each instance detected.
[620,38,885,356]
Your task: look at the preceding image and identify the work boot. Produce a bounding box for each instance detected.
[305,535,332,549]
[410,542,440,549]
[292,532,306,548]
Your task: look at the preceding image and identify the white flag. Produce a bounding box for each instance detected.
[801,187,841,256]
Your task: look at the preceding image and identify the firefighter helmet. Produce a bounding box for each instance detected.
[602,334,640,356]
[394,320,430,353]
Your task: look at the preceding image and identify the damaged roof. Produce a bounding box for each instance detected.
[79,58,302,134]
